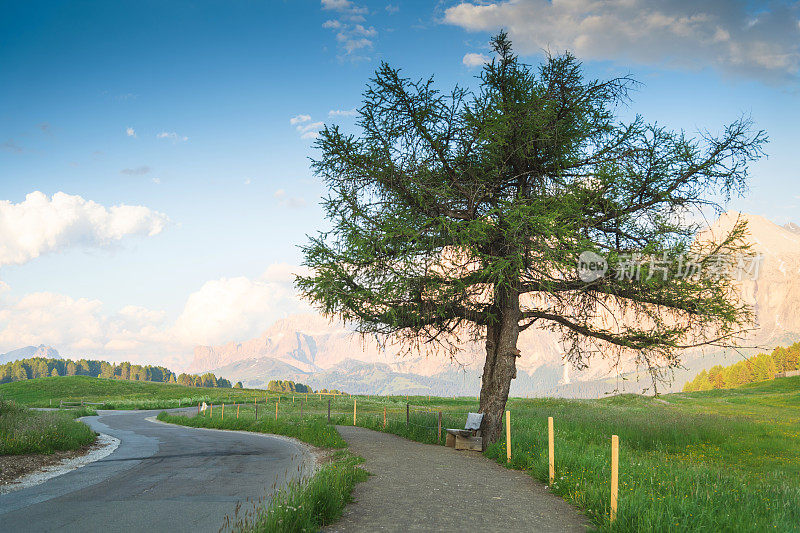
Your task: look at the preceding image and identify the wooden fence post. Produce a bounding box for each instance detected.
[222,403,224,420]
[406,403,410,427]
[611,435,619,523]
[353,398,357,426]
[328,399,331,424]
[237,404,240,419]
[438,411,442,442]
[548,416,554,485]
[210,403,213,418]
[197,402,200,415]
[275,401,279,421]
[506,410,512,462]
[383,406,387,428]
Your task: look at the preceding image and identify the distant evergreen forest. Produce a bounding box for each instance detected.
[0,356,234,388]
[266,379,312,393]
[683,341,800,391]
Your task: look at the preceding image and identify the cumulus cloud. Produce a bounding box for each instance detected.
[125,127,136,137]
[289,115,324,140]
[0,288,180,366]
[0,191,169,267]
[172,264,312,346]
[444,0,800,82]
[328,108,357,117]
[462,52,490,68]
[0,263,311,368]
[156,131,188,142]
[321,0,376,59]
[290,114,312,125]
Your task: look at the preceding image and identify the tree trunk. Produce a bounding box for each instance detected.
[478,297,520,449]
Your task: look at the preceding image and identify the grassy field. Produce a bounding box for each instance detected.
[0,375,298,409]
[4,374,799,531]
[159,378,800,532]
[223,450,367,533]
[156,410,346,448]
[157,399,364,532]
[0,400,96,455]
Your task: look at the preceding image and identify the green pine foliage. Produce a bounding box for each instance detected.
[0,356,232,389]
[683,341,800,391]
[267,380,313,393]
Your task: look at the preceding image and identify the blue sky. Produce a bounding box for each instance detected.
[0,0,798,367]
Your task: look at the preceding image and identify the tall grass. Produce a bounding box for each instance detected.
[156,410,345,448]
[0,375,293,409]
[161,385,800,532]
[0,400,96,455]
[223,451,367,532]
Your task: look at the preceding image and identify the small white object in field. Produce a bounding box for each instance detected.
[201,402,208,412]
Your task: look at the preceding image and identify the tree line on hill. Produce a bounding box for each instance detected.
[683,342,800,391]
[0,356,237,388]
[266,379,312,393]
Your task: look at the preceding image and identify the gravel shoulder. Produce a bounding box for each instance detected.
[326,425,590,533]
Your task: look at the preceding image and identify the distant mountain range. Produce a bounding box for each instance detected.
[193,212,800,397]
[0,345,61,365]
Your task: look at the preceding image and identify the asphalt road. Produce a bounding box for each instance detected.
[0,409,312,533]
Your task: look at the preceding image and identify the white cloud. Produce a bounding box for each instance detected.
[0,191,169,267]
[290,115,324,140]
[0,288,179,366]
[126,127,136,137]
[0,263,311,368]
[329,108,357,117]
[444,0,800,82]
[156,131,188,142]
[320,0,375,59]
[462,52,490,68]
[290,114,312,125]
[172,273,308,346]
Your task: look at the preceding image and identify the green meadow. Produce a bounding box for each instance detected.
[3,374,799,531]
[159,378,800,532]
[0,375,283,409]
[0,400,96,455]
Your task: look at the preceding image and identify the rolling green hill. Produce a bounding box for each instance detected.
[0,375,276,409]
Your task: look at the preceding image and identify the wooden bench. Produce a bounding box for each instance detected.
[445,412,483,451]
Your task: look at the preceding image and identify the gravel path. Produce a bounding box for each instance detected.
[327,425,590,533]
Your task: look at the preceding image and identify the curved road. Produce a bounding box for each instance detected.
[0,409,312,532]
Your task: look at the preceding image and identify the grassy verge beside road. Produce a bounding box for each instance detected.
[223,450,366,532]
[158,408,362,532]
[0,400,96,455]
[162,380,800,532]
[156,410,345,448]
